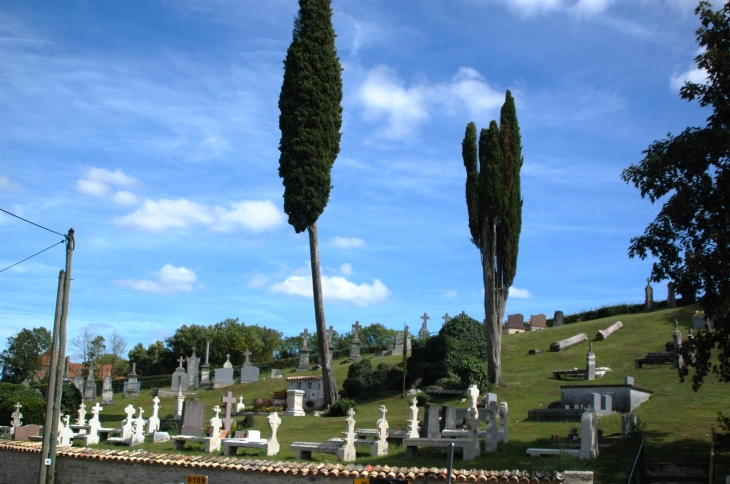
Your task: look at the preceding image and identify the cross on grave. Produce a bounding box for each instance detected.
[221,391,236,430]
[352,321,362,339]
[300,328,310,349]
[210,405,222,437]
[11,402,22,430]
[327,326,337,346]
[223,353,233,369]
[124,404,136,424]
[76,403,87,426]
[244,349,252,365]
[91,402,102,418]
[442,313,451,324]
[421,312,430,328]
[177,356,185,369]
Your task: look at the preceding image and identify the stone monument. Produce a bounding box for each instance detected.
[326,326,337,362]
[148,396,161,434]
[174,384,184,420]
[240,349,260,383]
[200,341,212,389]
[297,328,311,371]
[348,321,362,361]
[179,398,206,436]
[393,329,411,354]
[337,408,357,462]
[83,365,97,402]
[553,311,564,327]
[586,343,596,380]
[406,397,419,438]
[373,405,389,456]
[187,348,200,390]
[101,371,114,405]
[418,312,430,339]
[62,356,73,383]
[667,281,676,308]
[221,391,236,431]
[10,402,22,438]
[644,278,654,312]
[214,354,234,388]
[171,357,188,392]
[284,389,305,417]
[124,363,141,398]
[73,374,85,396]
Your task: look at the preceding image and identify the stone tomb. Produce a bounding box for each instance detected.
[284,389,305,417]
[529,314,547,330]
[297,328,312,371]
[526,408,599,459]
[171,357,188,393]
[286,375,324,409]
[223,411,281,457]
[123,363,141,398]
[505,314,525,334]
[83,367,97,402]
[101,372,114,405]
[240,349,260,383]
[173,405,223,453]
[393,329,412,354]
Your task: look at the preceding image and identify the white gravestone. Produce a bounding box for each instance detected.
[171,357,188,392]
[147,396,161,434]
[58,415,74,447]
[102,372,114,405]
[10,402,22,437]
[406,398,420,438]
[586,342,596,380]
[284,389,305,417]
[265,412,281,456]
[131,408,145,446]
[337,408,357,462]
[498,402,509,443]
[580,408,599,459]
[75,403,87,433]
[84,403,102,445]
[174,384,184,420]
[236,396,245,412]
[121,404,135,440]
[374,405,389,456]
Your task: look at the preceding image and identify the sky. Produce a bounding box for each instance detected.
[0,0,713,355]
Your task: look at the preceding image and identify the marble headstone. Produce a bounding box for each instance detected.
[186,348,200,389]
[83,366,97,402]
[171,357,188,392]
[102,372,114,405]
[179,398,206,437]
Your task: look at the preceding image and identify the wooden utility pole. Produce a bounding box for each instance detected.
[42,229,74,484]
[38,269,66,484]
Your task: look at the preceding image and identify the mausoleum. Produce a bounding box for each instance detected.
[286,375,324,409]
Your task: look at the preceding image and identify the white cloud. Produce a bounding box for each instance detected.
[445,290,458,298]
[357,65,505,139]
[115,198,285,233]
[331,236,365,249]
[247,274,270,288]
[493,0,614,16]
[110,190,142,206]
[270,274,391,306]
[0,174,21,193]
[509,286,532,298]
[670,65,708,92]
[339,263,354,277]
[76,167,139,197]
[115,264,197,295]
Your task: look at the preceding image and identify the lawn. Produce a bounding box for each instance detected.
[87,305,729,483]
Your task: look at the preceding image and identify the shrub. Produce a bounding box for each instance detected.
[240,414,256,429]
[0,395,46,425]
[347,359,373,382]
[159,419,179,435]
[61,384,82,415]
[416,394,431,406]
[327,398,357,417]
[342,378,363,398]
[439,314,488,360]
[434,377,465,390]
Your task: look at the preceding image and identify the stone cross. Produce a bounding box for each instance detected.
[210,405,222,438]
[300,328,310,349]
[177,356,185,369]
[338,408,357,462]
[376,405,388,442]
[124,404,136,426]
[223,353,233,369]
[407,398,420,438]
[327,326,337,346]
[466,384,479,410]
[352,321,362,340]
[148,396,161,434]
[58,415,74,447]
[237,396,245,412]
[244,349,252,365]
[76,402,87,426]
[266,411,281,456]
[221,391,236,430]
[131,407,145,445]
[91,402,102,420]
[11,402,22,432]
[443,313,451,323]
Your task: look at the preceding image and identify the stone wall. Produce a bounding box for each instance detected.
[0,442,593,484]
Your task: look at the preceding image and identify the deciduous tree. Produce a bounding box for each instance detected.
[0,327,51,383]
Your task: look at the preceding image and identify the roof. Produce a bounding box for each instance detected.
[286,375,323,381]
[0,441,572,482]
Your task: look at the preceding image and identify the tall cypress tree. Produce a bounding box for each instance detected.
[278,0,342,407]
[462,90,523,385]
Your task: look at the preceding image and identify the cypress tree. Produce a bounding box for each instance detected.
[278,0,342,406]
[462,90,523,385]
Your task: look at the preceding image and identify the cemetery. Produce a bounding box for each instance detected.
[0,304,728,484]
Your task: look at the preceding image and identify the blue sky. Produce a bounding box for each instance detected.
[0,0,711,353]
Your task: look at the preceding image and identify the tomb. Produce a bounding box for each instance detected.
[13,424,41,441]
[271,369,283,379]
[123,363,141,398]
[101,371,114,405]
[222,411,281,457]
[348,321,362,361]
[286,375,324,409]
[284,389,306,416]
[635,320,685,369]
[240,349,260,383]
[173,405,223,453]
[297,328,312,371]
[213,354,234,388]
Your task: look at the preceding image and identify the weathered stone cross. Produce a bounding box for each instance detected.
[421,313,430,328]
[221,391,236,430]
[327,326,337,347]
[352,321,362,338]
[177,356,185,368]
[442,313,451,324]
[300,328,310,349]
[243,349,252,365]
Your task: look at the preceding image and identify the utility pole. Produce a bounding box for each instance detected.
[38,270,66,484]
[40,229,74,484]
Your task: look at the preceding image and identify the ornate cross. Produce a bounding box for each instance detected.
[177,356,185,368]
[244,349,252,364]
[421,313,430,327]
[300,328,310,349]
[91,403,102,417]
[352,321,362,337]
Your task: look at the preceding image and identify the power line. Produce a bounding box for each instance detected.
[0,240,65,273]
[0,207,66,237]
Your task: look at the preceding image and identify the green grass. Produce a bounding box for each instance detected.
[83,305,728,483]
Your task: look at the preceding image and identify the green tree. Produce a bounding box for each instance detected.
[621,1,730,390]
[462,91,523,385]
[359,323,397,349]
[0,327,52,383]
[278,0,343,407]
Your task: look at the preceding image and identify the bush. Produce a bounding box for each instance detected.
[0,395,46,425]
[453,355,491,394]
[159,419,179,435]
[342,378,363,398]
[434,377,465,390]
[439,314,488,360]
[416,394,431,406]
[347,359,373,381]
[61,384,82,416]
[327,398,357,417]
[240,414,256,429]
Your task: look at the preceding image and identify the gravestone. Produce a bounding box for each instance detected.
[179,398,206,436]
[121,404,136,439]
[240,349,260,383]
[86,402,103,445]
[148,396,161,434]
[507,314,525,332]
[221,391,236,430]
[586,343,596,380]
[406,397,420,438]
[297,328,311,371]
[426,403,440,438]
[131,408,145,446]
[418,313,430,339]
[374,405,389,456]
[200,341,211,389]
[348,321,362,361]
[393,330,412,354]
[84,366,97,402]
[284,389,305,417]
[63,356,73,383]
[530,314,547,329]
[644,278,654,312]
[338,408,357,462]
[174,384,184,420]
[186,348,200,390]
[580,408,599,459]
[214,354,234,388]
[327,326,337,362]
[485,401,498,452]
[10,402,22,437]
[76,402,87,427]
[622,413,638,438]
[102,371,114,405]
[124,362,141,398]
[58,415,74,447]
[271,369,282,379]
[14,424,40,441]
[553,311,564,327]
[667,281,677,308]
[171,357,188,392]
[73,374,85,396]
[236,396,245,412]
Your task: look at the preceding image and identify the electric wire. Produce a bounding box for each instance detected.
[0,207,66,237]
[0,239,66,273]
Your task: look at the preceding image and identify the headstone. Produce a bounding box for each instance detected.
[85,402,102,445]
[76,402,87,427]
[186,348,200,389]
[221,391,235,430]
[337,408,357,462]
[406,397,420,438]
[14,424,40,441]
[374,405,389,456]
[171,357,188,392]
[550,333,588,351]
[284,389,305,416]
[209,405,222,438]
[507,314,525,331]
[102,372,114,405]
[240,364,260,384]
[625,376,635,386]
[553,311,564,327]
[672,320,683,369]
[466,385,479,410]
[121,404,135,439]
[530,314,547,329]
[265,411,281,456]
[443,405,456,430]
[393,331,412,354]
[148,396,161,434]
[10,402,22,437]
[179,398,206,436]
[124,362,141,397]
[131,408,145,446]
[596,321,623,340]
[236,396,245,412]
[498,402,509,443]
[271,369,283,379]
[73,374,85,396]
[644,278,654,312]
[485,401,498,452]
[580,408,599,459]
[419,313,431,339]
[21,378,30,388]
[349,321,362,361]
[223,353,233,368]
[465,406,480,460]
[214,359,234,387]
[586,343,596,380]
[622,413,638,438]
[174,384,184,420]
[84,366,97,402]
[297,328,311,371]
[200,341,211,388]
[667,281,676,308]
[57,415,74,447]
[426,403,440,439]
[327,326,337,362]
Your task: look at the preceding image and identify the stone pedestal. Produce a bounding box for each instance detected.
[297,348,311,372]
[586,344,596,380]
[284,389,305,417]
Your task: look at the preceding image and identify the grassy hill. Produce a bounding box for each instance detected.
[89,304,728,483]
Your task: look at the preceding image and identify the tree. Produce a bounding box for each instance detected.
[278,0,343,407]
[108,331,128,376]
[621,1,730,391]
[359,323,397,350]
[70,326,106,377]
[462,91,523,385]
[0,327,52,383]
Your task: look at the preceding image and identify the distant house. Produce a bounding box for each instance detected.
[38,353,112,381]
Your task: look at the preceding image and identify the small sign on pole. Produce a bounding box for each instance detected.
[186,475,208,484]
